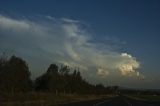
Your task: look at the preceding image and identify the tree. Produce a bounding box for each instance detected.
[35,64,60,93]
[59,65,70,75]
[47,64,58,74]
[35,73,49,91]
[0,55,32,93]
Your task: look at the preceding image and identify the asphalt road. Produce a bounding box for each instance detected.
[58,96,160,106]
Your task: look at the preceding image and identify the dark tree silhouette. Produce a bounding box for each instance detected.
[47,64,58,74]
[0,55,32,93]
[59,65,70,75]
[0,55,116,95]
[35,64,60,93]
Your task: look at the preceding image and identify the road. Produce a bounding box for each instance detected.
[57,96,160,106]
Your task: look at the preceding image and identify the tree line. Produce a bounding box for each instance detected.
[0,55,118,95]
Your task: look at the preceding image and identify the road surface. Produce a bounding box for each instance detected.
[58,96,160,106]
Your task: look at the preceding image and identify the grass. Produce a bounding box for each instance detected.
[126,94,160,102]
[1,92,114,106]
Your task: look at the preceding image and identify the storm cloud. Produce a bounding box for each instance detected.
[0,14,142,84]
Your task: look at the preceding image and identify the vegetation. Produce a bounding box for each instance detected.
[0,55,32,93]
[120,89,160,102]
[0,55,159,105]
[0,55,116,106]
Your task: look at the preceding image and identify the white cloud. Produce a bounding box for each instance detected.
[97,68,109,78]
[0,14,142,83]
[65,43,80,61]
[61,18,79,23]
[46,15,55,20]
[121,53,132,58]
[0,15,30,32]
[116,53,140,76]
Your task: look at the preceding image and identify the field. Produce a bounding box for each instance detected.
[1,92,113,106]
[126,94,160,102]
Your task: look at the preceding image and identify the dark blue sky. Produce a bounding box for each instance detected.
[0,0,160,88]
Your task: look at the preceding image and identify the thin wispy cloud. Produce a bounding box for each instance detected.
[61,18,80,23]
[0,14,143,84]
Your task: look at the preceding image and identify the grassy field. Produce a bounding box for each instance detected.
[1,92,114,106]
[126,94,160,102]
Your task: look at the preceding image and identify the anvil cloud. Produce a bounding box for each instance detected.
[0,15,141,82]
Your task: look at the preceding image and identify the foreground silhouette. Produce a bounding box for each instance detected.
[0,55,160,106]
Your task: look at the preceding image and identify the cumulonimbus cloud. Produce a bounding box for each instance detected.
[0,14,142,81]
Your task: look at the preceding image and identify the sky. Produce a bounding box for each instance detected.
[0,0,160,89]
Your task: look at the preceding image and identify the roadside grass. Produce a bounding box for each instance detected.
[1,92,114,106]
[126,94,160,102]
